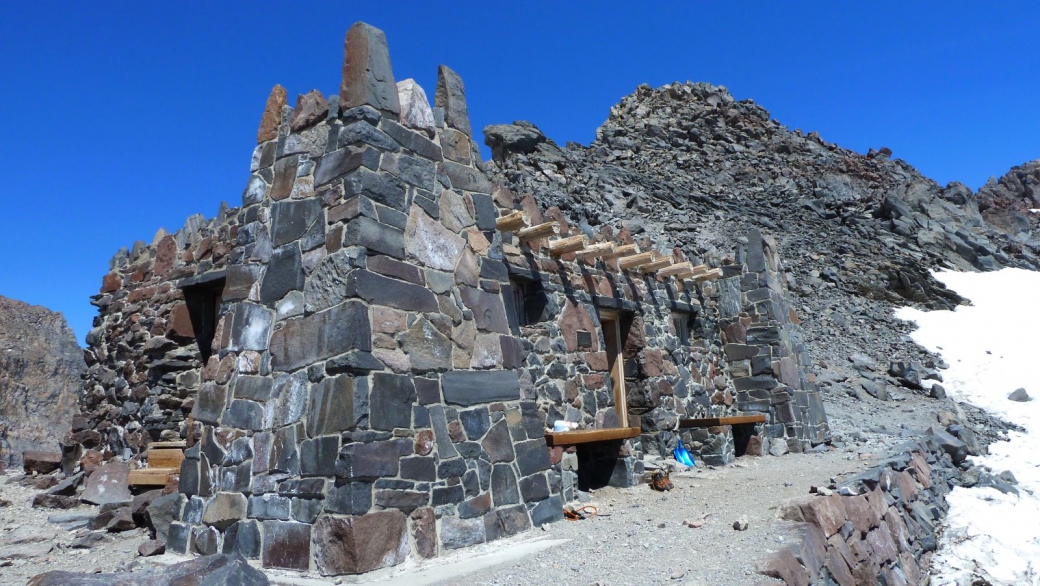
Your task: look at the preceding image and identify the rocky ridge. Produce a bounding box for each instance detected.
[0,296,86,466]
[483,81,1040,398]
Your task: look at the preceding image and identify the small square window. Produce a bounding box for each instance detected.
[509,279,549,327]
[672,313,693,345]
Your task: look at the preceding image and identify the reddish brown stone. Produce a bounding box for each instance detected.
[866,487,888,519]
[100,273,122,294]
[754,548,810,586]
[409,507,437,559]
[262,520,311,571]
[166,304,194,341]
[622,316,645,359]
[153,235,178,276]
[806,495,848,538]
[582,374,605,389]
[558,300,599,353]
[80,450,104,473]
[656,379,674,396]
[290,89,329,131]
[586,353,607,370]
[909,451,932,488]
[127,287,156,303]
[745,435,764,456]
[258,84,287,143]
[722,320,746,344]
[22,451,62,474]
[643,349,664,377]
[825,550,856,586]
[313,511,408,575]
[448,420,466,443]
[414,430,434,456]
[883,507,911,553]
[866,521,899,564]
[843,495,879,536]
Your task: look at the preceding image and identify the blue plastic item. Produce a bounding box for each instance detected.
[674,439,696,467]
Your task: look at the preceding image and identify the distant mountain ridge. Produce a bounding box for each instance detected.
[483,80,1039,372]
[0,295,85,465]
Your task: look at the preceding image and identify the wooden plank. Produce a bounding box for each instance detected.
[496,211,528,232]
[548,234,589,256]
[678,414,767,428]
[517,221,559,242]
[128,468,178,487]
[146,441,187,449]
[147,448,185,469]
[544,427,641,447]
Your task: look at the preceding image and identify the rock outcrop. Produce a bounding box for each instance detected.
[0,296,86,466]
[483,81,1040,396]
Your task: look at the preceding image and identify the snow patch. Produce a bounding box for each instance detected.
[896,268,1040,585]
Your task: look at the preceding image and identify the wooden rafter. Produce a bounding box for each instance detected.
[549,234,589,256]
[641,258,675,273]
[658,261,694,277]
[574,242,616,261]
[618,251,658,270]
[496,211,529,232]
[690,268,723,283]
[517,221,559,242]
[602,243,640,260]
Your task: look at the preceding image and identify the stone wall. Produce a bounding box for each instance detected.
[77,206,239,457]
[755,433,959,585]
[78,21,829,576]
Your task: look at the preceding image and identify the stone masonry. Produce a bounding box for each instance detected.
[77,22,828,575]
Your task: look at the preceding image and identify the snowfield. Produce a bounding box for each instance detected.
[897,268,1040,586]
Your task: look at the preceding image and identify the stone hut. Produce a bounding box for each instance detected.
[77,22,828,575]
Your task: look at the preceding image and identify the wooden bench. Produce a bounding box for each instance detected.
[678,414,766,428]
[128,441,186,488]
[544,427,641,447]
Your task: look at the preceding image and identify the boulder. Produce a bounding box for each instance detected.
[28,552,268,586]
[1008,387,1031,402]
[80,460,132,506]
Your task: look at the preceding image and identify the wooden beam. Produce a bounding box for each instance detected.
[641,258,675,273]
[690,268,724,283]
[601,243,639,259]
[678,414,766,428]
[496,211,529,232]
[544,427,642,447]
[147,449,185,469]
[128,467,179,487]
[574,242,616,261]
[517,221,559,242]
[658,261,694,277]
[618,251,658,270]
[690,264,709,275]
[548,234,589,256]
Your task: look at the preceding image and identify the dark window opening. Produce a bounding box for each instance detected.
[183,280,224,364]
[509,279,549,327]
[672,312,694,345]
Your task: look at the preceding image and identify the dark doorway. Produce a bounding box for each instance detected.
[182,280,224,364]
[732,424,756,457]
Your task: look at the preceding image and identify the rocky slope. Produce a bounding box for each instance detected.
[0,296,86,466]
[483,81,1040,397]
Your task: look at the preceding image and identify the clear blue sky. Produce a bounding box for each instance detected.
[2,2,1038,344]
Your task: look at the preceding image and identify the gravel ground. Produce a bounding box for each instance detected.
[0,476,148,585]
[0,386,987,586]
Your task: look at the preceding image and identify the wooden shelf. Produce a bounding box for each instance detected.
[544,427,642,447]
[679,414,766,428]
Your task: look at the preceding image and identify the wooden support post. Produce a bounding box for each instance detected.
[690,264,709,275]
[641,258,675,273]
[602,243,640,259]
[549,234,589,256]
[517,221,559,242]
[495,211,529,232]
[574,242,616,261]
[618,251,658,270]
[658,261,694,278]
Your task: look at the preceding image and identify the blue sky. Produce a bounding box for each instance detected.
[1,2,1038,343]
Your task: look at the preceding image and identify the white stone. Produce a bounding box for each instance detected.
[397,79,436,137]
